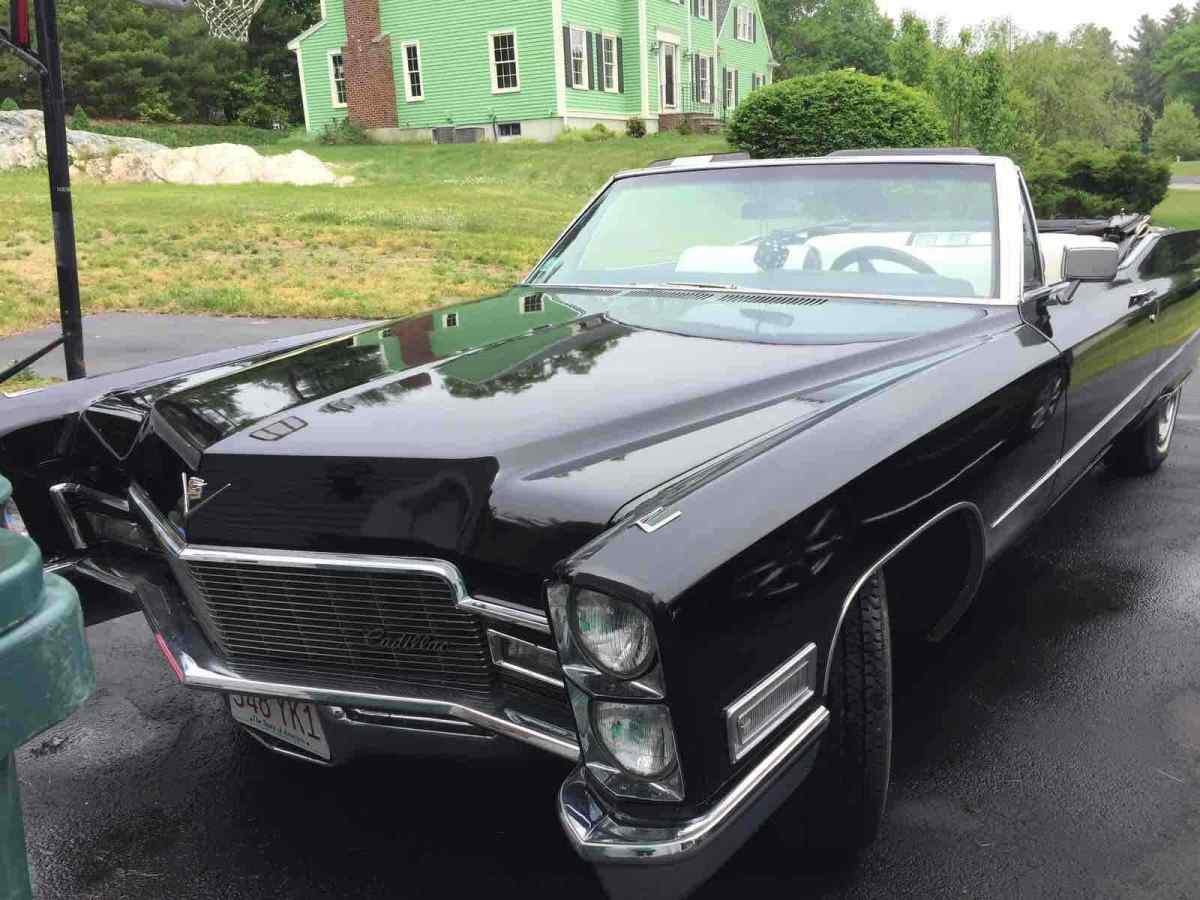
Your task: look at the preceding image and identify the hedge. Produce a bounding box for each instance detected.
[727,69,949,159]
[1025,144,1171,218]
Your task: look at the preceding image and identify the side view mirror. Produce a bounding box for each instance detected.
[1062,244,1120,282]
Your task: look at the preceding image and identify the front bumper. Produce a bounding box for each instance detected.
[559,705,829,899]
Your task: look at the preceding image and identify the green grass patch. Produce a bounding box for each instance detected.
[0,368,61,392]
[1171,161,1200,177]
[0,131,728,336]
[1153,188,1200,229]
[83,120,292,148]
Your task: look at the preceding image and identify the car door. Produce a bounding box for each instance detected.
[1136,230,1200,371]
[1040,234,1163,501]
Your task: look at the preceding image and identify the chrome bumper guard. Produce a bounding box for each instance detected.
[559,705,829,898]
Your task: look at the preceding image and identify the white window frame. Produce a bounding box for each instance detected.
[601,33,618,93]
[752,72,764,90]
[697,0,712,19]
[735,7,752,42]
[401,41,424,102]
[568,26,588,90]
[724,67,739,109]
[489,30,521,94]
[696,53,712,104]
[328,49,347,108]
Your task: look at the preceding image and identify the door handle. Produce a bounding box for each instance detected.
[1129,289,1156,308]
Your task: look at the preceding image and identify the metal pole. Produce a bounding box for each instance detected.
[31,0,85,380]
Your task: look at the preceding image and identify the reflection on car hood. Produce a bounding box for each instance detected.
[97,287,1015,576]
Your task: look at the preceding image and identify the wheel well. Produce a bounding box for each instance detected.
[882,507,985,642]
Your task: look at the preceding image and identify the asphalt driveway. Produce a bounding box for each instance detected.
[12,358,1200,899]
[1,313,367,381]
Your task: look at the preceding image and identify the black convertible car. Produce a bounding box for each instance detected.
[2,151,1197,898]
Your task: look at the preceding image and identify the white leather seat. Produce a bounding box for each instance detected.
[1038,233,1107,284]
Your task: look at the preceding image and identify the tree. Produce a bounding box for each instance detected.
[927,30,1030,158]
[1010,25,1140,150]
[889,12,933,87]
[1152,98,1200,159]
[1124,14,1168,148]
[774,0,895,78]
[0,0,317,123]
[1156,22,1200,109]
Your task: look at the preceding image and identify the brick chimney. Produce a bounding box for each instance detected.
[342,0,398,129]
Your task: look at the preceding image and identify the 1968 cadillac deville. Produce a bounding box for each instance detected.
[3,151,1198,898]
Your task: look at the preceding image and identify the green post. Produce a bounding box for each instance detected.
[0,475,94,900]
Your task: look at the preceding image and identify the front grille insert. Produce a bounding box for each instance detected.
[183,559,494,697]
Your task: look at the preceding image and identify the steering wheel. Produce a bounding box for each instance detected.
[831,246,937,275]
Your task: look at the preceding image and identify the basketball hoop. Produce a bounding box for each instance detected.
[129,0,263,42]
[192,0,265,42]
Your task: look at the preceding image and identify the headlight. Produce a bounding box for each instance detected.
[592,702,678,779]
[1,498,27,536]
[571,589,656,677]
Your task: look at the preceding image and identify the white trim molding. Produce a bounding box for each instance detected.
[327,48,347,109]
[489,29,522,94]
[400,40,424,102]
[601,32,619,93]
[551,0,567,116]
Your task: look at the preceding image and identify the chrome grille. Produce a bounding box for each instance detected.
[184,559,494,697]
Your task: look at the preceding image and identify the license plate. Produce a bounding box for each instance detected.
[229,694,331,761]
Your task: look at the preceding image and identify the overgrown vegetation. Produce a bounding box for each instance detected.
[728,70,947,159]
[83,121,289,148]
[317,119,371,145]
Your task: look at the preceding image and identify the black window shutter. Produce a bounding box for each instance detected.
[691,0,698,15]
[692,55,699,102]
[596,32,604,89]
[586,31,596,89]
[563,26,572,87]
[616,37,625,92]
[752,13,758,42]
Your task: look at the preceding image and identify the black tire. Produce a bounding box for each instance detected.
[1108,389,1181,476]
[769,570,892,852]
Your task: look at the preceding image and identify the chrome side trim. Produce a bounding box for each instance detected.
[461,595,552,635]
[991,337,1197,528]
[724,643,816,764]
[127,482,553,635]
[49,483,131,550]
[824,501,985,696]
[560,705,830,861]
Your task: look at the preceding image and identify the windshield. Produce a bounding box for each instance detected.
[530,163,1000,300]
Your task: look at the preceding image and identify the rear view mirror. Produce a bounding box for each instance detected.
[1062,244,1120,282]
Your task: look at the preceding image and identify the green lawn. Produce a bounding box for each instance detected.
[1172,160,1200,177]
[0,132,727,337]
[1153,188,1200,229]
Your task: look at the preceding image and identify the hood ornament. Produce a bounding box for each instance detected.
[181,473,231,520]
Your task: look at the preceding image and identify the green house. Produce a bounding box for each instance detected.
[288,0,776,142]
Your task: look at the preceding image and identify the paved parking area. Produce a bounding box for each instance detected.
[14,391,1200,900]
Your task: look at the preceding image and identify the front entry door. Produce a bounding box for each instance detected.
[660,42,678,110]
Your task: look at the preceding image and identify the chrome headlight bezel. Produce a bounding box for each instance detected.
[568,587,657,680]
[547,582,666,700]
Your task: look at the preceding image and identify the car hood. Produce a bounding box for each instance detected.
[94,287,1016,580]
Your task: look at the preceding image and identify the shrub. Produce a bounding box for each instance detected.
[134,89,180,124]
[69,105,90,130]
[675,117,694,136]
[626,117,647,138]
[1152,99,1200,162]
[1025,143,1171,218]
[556,124,616,144]
[727,69,948,158]
[0,98,19,112]
[318,118,370,145]
[237,100,289,130]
